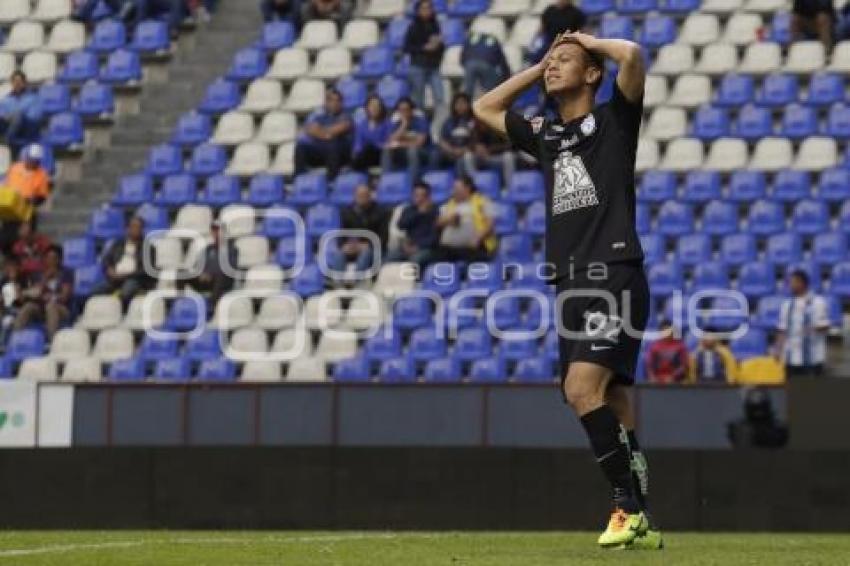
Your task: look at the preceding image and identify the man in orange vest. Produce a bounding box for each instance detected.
[5,144,50,206]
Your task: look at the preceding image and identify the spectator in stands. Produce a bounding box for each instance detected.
[5,144,50,208]
[542,0,588,41]
[11,221,52,280]
[135,0,192,38]
[435,93,476,175]
[95,216,156,306]
[330,184,389,274]
[404,0,445,110]
[469,118,516,187]
[382,97,430,181]
[261,0,302,29]
[646,320,688,384]
[352,95,392,171]
[13,245,72,340]
[461,32,511,97]
[0,257,28,350]
[775,269,831,378]
[180,219,235,305]
[72,0,135,23]
[435,175,496,263]
[689,331,738,384]
[302,0,353,31]
[295,88,353,180]
[792,0,835,48]
[389,181,439,268]
[0,72,43,157]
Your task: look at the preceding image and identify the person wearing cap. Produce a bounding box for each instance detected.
[5,144,50,207]
[0,71,43,155]
[179,219,236,306]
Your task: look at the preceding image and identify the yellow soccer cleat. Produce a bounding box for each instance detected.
[624,528,664,550]
[597,508,647,548]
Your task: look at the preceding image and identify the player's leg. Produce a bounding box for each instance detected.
[562,362,646,546]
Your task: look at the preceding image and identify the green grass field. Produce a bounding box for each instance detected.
[0,532,847,565]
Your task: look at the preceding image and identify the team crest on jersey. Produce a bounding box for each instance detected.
[552,152,599,215]
[529,116,544,134]
[580,114,596,136]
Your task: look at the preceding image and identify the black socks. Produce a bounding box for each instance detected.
[580,405,639,513]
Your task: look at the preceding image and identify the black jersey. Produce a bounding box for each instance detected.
[505,83,645,278]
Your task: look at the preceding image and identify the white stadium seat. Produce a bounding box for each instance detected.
[270,142,295,176]
[643,75,668,108]
[827,41,850,73]
[21,51,57,84]
[659,138,705,172]
[256,294,301,329]
[228,327,269,358]
[666,74,712,108]
[386,204,405,256]
[508,16,540,49]
[703,138,749,172]
[0,53,15,81]
[503,45,523,73]
[315,331,359,362]
[784,41,826,74]
[721,13,762,46]
[226,142,270,176]
[235,235,270,269]
[749,137,793,171]
[77,295,123,330]
[283,78,325,114]
[695,43,738,75]
[174,205,213,235]
[211,294,255,329]
[678,14,720,46]
[305,294,343,330]
[268,47,310,82]
[793,137,837,171]
[92,328,135,362]
[50,328,91,362]
[296,20,338,51]
[364,0,406,19]
[372,263,416,298]
[213,112,255,146]
[153,237,185,270]
[285,356,327,381]
[61,357,102,382]
[2,22,46,54]
[18,358,58,381]
[240,79,284,114]
[531,0,551,14]
[440,46,464,78]
[743,0,788,12]
[343,293,387,331]
[31,0,73,22]
[218,204,256,238]
[342,19,379,50]
[45,19,86,53]
[240,360,282,382]
[0,0,31,24]
[635,139,660,173]
[471,16,508,44]
[311,46,353,80]
[272,328,313,359]
[644,107,687,141]
[700,0,743,12]
[255,111,297,145]
[244,265,286,293]
[122,294,166,330]
[489,0,531,17]
[650,44,694,76]
[738,42,781,74]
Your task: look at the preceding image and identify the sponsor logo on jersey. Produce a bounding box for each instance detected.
[580,114,596,136]
[552,152,599,215]
[529,116,544,134]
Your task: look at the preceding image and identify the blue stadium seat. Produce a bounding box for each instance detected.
[365,329,402,361]
[518,298,549,331]
[157,174,197,206]
[305,203,340,237]
[780,104,818,139]
[440,18,465,47]
[379,356,416,382]
[621,0,658,11]
[333,356,371,382]
[499,335,537,361]
[813,232,847,265]
[423,356,461,382]
[640,14,675,48]
[393,296,435,329]
[661,0,699,10]
[747,200,786,236]
[108,358,145,381]
[638,171,676,202]
[472,170,501,199]
[825,103,850,139]
[356,46,395,79]
[275,235,311,267]
[139,335,180,361]
[7,329,45,361]
[226,47,268,81]
[791,199,829,234]
[506,171,544,204]
[543,330,558,362]
[185,329,223,361]
[290,263,325,297]
[99,49,142,84]
[385,16,411,50]
[146,144,183,177]
[714,74,754,107]
[447,0,489,17]
[830,262,850,297]
[200,174,241,206]
[691,105,730,141]
[510,262,549,292]
[578,0,615,13]
[75,82,114,117]
[513,357,554,382]
[410,328,448,361]
[675,233,712,265]
[469,356,507,382]
[376,75,410,110]
[804,72,844,106]
[702,296,748,331]
[656,202,693,236]
[199,78,240,114]
[444,293,481,330]
[647,261,684,297]
[735,104,773,140]
[189,144,227,177]
[329,171,368,206]
[640,234,666,264]
[455,327,492,361]
[729,329,768,361]
[113,173,154,206]
[166,297,207,332]
[258,21,295,51]
[244,174,282,207]
[135,203,169,234]
[756,73,798,108]
[662,293,689,326]
[289,172,328,206]
[88,19,126,53]
[39,83,71,115]
[153,357,191,381]
[841,202,850,233]
[0,358,12,379]
[421,170,454,204]
[765,232,802,264]
[772,169,810,201]
[490,296,522,329]
[770,11,791,44]
[171,112,212,147]
[599,16,634,40]
[636,203,650,234]
[422,262,461,296]
[523,201,546,236]
[682,171,721,203]
[130,20,169,53]
[59,50,99,83]
[336,76,367,111]
[197,359,237,381]
[73,265,105,297]
[88,207,125,239]
[376,171,411,205]
[754,295,785,329]
[499,234,533,263]
[62,236,95,269]
[691,261,729,291]
[492,202,518,235]
[464,261,503,293]
[818,168,850,201]
[728,170,766,202]
[44,112,84,147]
[825,293,842,327]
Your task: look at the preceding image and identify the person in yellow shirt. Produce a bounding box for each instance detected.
[5,144,50,205]
[689,332,738,384]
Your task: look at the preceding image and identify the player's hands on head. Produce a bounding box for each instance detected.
[563,31,600,52]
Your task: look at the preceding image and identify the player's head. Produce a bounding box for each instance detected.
[789,269,809,296]
[543,38,604,98]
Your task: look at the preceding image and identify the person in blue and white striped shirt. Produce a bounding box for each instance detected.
[775,270,831,378]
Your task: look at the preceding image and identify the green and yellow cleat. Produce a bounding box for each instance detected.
[623,528,664,550]
[597,509,647,548]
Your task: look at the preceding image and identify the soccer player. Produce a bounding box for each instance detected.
[473,33,661,549]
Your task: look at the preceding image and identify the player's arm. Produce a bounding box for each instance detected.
[565,33,645,103]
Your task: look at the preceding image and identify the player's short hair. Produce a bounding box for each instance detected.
[790,269,810,287]
[553,37,605,90]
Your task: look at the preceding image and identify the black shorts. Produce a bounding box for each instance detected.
[554,260,650,387]
[793,0,834,18]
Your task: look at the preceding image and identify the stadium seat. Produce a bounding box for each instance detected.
[114,173,154,206]
[729,329,768,360]
[735,104,773,141]
[599,15,634,41]
[62,357,102,382]
[146,143,183,177]
[311,46,352,81]
[305,203,340,238]
[157,174,197,206]
[640,234,666,264]
[384,15,411,49]
[290,263,325,297]
[197,359,237,381]
[172,112,212,147]
[681,171,721,202]
[448,0,491,17]
[827,40,850,73]
[333,356,371,382]
[818,168,850,201]
[455,327,493,361]
[826,103,850,139]
[99,49,141,84]
[49,328,91,362]
[749,138,793,171]
[88,206,125,240]
[651,44,694,76]
[830,263,850,297]
[212,112,254,146]
[286,357,327,382]
[93,328,135,363]
[379,356,416,382]
[152,358,191,381]
[656,202,693,236]
[130,20,169,54]
[500,334,538,361]
[166,296,207,333]
[62,236,95,270]
[772,169,810,201]
[44,111,83,148]
[647,261,684,297]
[678,13,720,46]
[643,75,668,109]
[691,106,730,141]
[189,144,227,177]
[289,172,328,206]
[421,262,462,297]
[714,73,754,107]
[376,171,411,205]
[676,234,712,265]
[489,0,532,17]
[2,21,45,54]
[703,138,748,172]
[720,233,757,265]
[722,12,761,45]
[423,356,461,382]
[739,42,781,75]
[754,295,785,328]
[728,170,766,201]
[255,111,297,146]
[75,82,114,117]
[139,334,180,362]
[691,261,729,291]
[513,358,553,382]
[813,232,847,265]
[393,296,435,330]
[240,78,284,114]
[21,50,56,84]
[793,137,837,171]
[364,330,402,361]
[0,0,31,24]
[756,73,798,108]
[227,47,268,81]
[341,19,379,50]
[780,104,818,140]
[805,73,844,107]
[638,171,677,202]
[784,41,825,74]
[640,15,676,48]
[227,142,270,177]
[695,43,738,76]
[791,199,829,234]
[296,20,338,50]
[659,137,703,171]
[89,19,126,54]
[38,83,70,116]
[258,21,295,51]
[336,77,367,111]
[199,78,240,114]
[283,79,325,115]
[375,75,409,109]
[469,356,507,382]
[199,174,241,206]
[645,107,686,141]
[108,357,145,381]
[747,200,786,235]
